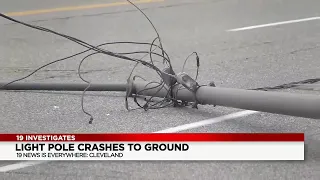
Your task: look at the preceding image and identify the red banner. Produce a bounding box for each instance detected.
[0,133,304,142]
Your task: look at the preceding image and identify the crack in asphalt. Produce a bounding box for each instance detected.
[217,41,273,53]
[289,45,320,54]
[233,44,320,61]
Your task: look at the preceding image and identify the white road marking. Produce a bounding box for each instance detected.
[156,110,258,133]
[0,110,258,172]
[228,17,320,32]
[0,161,46,172]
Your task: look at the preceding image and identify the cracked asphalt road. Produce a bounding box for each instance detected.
[0,0,320,179]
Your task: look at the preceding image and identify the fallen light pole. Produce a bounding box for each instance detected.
[0,82,127,91]
[1,81,320,119]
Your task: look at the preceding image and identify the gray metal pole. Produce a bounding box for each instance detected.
[0,82,127,91]
[133,81,320,119]
[1,81,320,119]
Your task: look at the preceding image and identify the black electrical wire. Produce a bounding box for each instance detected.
[78,52,101,124]
[126,0,170,67]
[0,41,170,89]
[0,0,179,117]
[0,12,176,122]
[126,0,179,111]
[147,37,178,108]
[0,1,203,124]
[124,1,176,111]
[133,81,166,110]
[125,45,160,111]
[77,47,171,121]
[182,52,200,80]
[0,13,175,80]
[140,37,169,108]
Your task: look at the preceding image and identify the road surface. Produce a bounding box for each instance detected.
[0,0,320,179]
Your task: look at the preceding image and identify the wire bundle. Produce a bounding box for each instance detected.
[0,1,200,124]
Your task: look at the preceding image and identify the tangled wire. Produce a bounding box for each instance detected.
[0,1,202,124]
[0,1,319,124]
